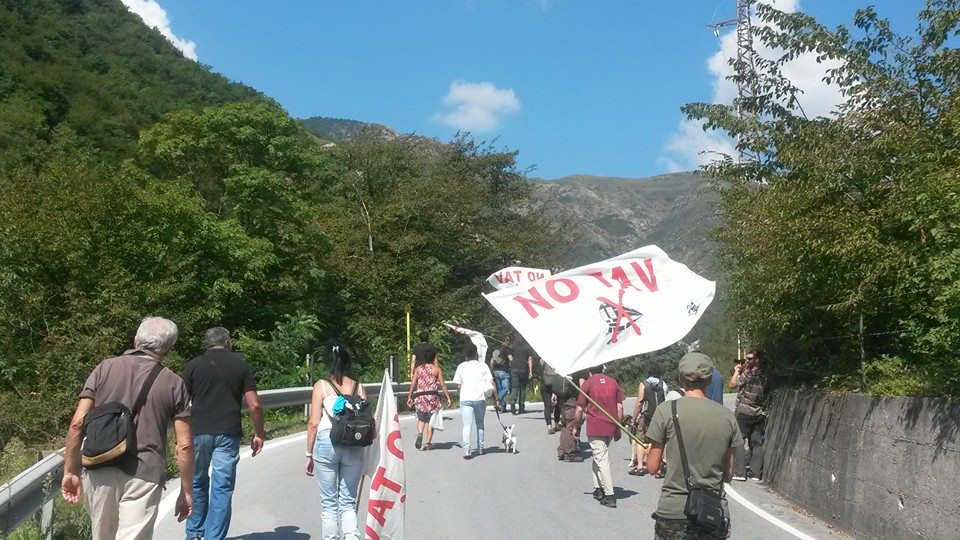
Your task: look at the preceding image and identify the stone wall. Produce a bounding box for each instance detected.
[763,390,959,540]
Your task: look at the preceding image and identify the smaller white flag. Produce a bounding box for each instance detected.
[363,371,405,540]
[487,266,552,290]
[444,323,488,364]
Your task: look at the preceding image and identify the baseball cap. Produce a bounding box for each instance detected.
[678,352,714,381]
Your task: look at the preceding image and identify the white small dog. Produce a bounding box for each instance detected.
[502,424,519,454]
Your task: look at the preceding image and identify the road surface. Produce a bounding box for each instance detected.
[155,398,849,539]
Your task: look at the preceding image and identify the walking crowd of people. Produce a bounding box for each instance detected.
[60,316,766,540]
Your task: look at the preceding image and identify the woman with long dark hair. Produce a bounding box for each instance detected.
[305,343,367,540]
[407,345,451,451]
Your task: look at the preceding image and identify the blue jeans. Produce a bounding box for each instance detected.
[314,430,365,540]
[186,434,241,540]
[460,400,486,452]
[493,370,510,408]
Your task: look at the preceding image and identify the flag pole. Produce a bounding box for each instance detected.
[406,305,412,381]
[565,375,645,447]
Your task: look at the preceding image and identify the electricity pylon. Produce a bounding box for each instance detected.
[708,0,756,162]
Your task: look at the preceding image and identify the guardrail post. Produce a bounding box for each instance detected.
[39,496,53,540]
[34,451,54,540]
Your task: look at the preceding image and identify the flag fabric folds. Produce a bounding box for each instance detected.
[483,245,715,375]
[363,371,405,540]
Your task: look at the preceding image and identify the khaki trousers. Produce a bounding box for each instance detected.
[83,467,163,540]
[589,436,614,496]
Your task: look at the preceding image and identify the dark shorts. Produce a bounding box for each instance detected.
[416,411,431,423]
[653,515,730,539]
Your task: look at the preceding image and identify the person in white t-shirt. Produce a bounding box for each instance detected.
[453,341,495,460]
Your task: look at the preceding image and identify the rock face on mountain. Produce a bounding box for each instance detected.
[299,116,721,278]
[529,172,720,278]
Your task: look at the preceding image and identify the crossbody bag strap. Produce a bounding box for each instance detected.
[327,376,344,397]
[671,399,694,492]
[132,361,165,420]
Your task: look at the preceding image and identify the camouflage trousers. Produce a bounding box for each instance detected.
[653,515,730,539]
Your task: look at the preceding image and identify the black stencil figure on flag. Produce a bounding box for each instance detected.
[597,288,643,345]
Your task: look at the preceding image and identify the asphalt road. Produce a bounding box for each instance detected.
[154,398,849,540]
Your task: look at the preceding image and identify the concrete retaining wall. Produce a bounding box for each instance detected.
[764,390,959,540]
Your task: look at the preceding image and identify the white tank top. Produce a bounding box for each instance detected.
[316,379,357,432]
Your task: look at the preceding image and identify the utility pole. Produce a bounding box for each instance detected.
[708,0,757,162]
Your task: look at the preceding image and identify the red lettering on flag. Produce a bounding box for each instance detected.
[610,265,640,291]
[365,525,380,540]
[546,278,579,303]
[631,259,658,292]
[367,497,395,527]
[387,430,403,459]
[514,287,554,319]
[589,270,613,288]
[370,466,402,493]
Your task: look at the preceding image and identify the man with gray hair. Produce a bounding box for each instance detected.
[181,327,265,540]
[62,317,194,540]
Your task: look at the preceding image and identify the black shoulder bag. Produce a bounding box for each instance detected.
[672,400,726,532]
[82,361,164,469]
[328,378,375,447]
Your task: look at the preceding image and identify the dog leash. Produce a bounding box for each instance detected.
[493,404,509,431]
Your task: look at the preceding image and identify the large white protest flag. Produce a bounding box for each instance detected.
[363,371,405,540]
[487,266,551,290]
[444,323,488,363]
[483,245,715,375]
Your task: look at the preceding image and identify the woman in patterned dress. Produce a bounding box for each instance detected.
[407,353,451,450]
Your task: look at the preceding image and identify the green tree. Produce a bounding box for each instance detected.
[683,0,960,395]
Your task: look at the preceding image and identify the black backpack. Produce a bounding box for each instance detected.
[81,361,164,469]
[328,378,375,447]
[642,379,666,419]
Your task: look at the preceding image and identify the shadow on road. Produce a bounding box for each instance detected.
[613,487,640,500]
[424,441,460,450]
[228,526,310,539]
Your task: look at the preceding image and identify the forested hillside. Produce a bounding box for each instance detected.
[0,0,558,450]
[0,0,263,159]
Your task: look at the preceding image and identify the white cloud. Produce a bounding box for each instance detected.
[120,0,197,61]
[437,81,520,132]
[661,0,845,171]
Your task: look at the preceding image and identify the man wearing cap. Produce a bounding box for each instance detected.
[646,353,741,539]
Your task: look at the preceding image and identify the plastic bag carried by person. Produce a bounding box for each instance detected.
[429,410,444,431]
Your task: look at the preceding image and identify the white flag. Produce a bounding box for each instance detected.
[486,266,552,290]
[363,371,405,540]
[483,245,715,375]
[444,323,488,364]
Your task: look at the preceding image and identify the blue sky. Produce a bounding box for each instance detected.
[124,0,922,179]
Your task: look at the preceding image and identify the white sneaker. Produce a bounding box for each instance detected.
[732,475,747,481]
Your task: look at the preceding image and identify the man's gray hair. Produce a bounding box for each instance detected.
[134,317,178,354]
[202,327,232,350]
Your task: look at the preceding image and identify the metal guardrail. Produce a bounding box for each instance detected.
[0,381,458,537]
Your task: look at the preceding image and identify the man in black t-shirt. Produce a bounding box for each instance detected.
[508,336,534,414]
[411,331,438,367]
[181,327,265,540]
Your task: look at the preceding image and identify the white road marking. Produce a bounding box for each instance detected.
[155,412,422,530]
[726,483,819,540]
[157,407,820,540]
[155,433,307,529]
